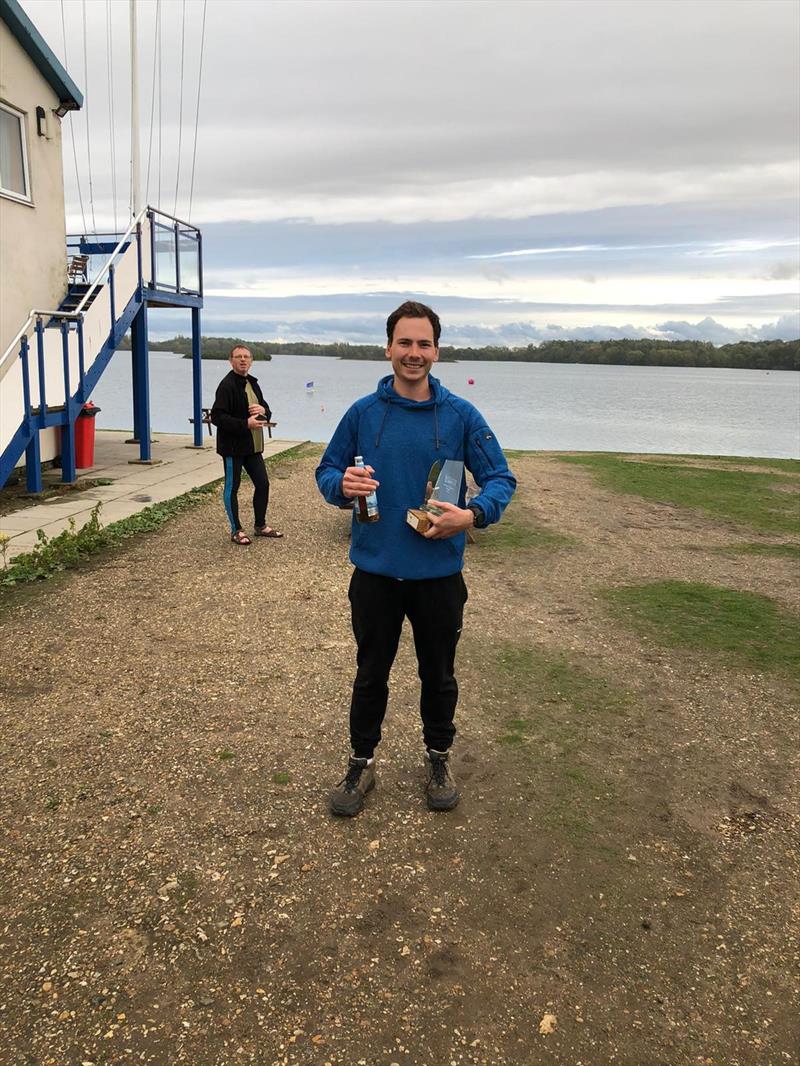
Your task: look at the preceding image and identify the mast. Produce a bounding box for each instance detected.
[130,0,141,218]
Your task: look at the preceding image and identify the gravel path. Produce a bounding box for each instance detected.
[1,447,798,1065]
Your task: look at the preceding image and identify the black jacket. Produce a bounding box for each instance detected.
[210,369,272,457]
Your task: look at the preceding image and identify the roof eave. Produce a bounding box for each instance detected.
[0,0,84,111]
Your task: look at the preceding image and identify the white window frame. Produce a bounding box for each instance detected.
[0,101,32,205]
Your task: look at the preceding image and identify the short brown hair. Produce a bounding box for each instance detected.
[386,301,441,346]
[230,344,251,359]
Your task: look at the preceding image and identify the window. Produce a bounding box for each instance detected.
[0,102,31,203]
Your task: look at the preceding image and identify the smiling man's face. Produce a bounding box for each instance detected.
[385,316,439,397]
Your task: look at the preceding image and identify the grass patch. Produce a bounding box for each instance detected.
[488,642,633,840]
[287,442,325,460]
[495,644,631,733]
[272,771,291,785]
[558,453,800,534]
[266,442,321,480]
[481,504,574,553]
[605,580,800,678]
[217,749,235,761]
[698,456,800,473]
[712,542,800,561]
[0,482,220,589]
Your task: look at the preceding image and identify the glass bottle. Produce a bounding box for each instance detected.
[354,455,380,523]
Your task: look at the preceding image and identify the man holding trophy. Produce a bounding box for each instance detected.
[316,302,516,816]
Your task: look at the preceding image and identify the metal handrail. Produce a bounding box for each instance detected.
[69,205,149,317]
[147,205,201,234]
[0,310,82,375]
[2,204,201,372]
[0,207,150,372]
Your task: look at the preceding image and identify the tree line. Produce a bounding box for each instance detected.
[120,334,799,370]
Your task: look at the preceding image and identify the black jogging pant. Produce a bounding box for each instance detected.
[347,567,468,758]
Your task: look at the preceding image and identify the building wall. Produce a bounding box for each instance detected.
[0,19,69,356]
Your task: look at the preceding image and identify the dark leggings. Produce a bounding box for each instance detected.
[348,568,468,757]
[223,453,269,532]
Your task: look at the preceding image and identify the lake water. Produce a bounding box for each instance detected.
[92,352,800,458]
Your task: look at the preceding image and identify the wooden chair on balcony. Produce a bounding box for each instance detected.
[67,254,90,284]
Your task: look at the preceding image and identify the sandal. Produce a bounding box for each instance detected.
[254,526,284,538]
[231,530,252,545]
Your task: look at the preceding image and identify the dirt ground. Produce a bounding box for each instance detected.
[1,449,798,1066]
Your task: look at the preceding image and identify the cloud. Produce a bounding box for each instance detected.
[754,313,800,340]
[763,261,800,281]
[470,236,800,263]
[21,0,798,349]
[146,305,797,348]
[33,0,799,228]
[184,163,799,228]
[655,317,751,344]
[655,315,800,344]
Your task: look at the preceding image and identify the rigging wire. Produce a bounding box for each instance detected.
[60,0,87,235]
[173,0,187,217]
[106,0,119,233]
[157,0,163,208]
[81,0,98,233]
[187,0,208,224]
[145,0,161,206]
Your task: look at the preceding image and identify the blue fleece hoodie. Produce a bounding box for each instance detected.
[316,375,516,580]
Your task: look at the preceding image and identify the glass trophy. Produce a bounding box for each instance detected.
[406,459,465,534]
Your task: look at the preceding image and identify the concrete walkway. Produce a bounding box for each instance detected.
[0,430,304,562]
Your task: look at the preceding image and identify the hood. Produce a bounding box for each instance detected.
[372,374,449,449]
[376,374,449,408]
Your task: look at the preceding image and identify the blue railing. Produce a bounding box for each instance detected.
[1,206,204,491]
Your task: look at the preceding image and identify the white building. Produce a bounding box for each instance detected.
[0,0,205,492]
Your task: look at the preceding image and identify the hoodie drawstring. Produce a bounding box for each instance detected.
[375,401,392,448]
[375,381,440,450]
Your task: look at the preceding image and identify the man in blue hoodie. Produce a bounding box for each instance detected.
[316,301,516,816]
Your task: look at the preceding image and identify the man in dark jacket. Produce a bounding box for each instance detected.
[316,301,515,816]
[210,345,283,545]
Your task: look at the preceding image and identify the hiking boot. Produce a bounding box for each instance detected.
[425,749,460,811]
[329,756,376,817]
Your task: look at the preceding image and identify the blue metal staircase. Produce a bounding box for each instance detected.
[0,207,204,491]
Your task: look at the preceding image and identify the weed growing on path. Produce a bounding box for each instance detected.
[0,483,220,590]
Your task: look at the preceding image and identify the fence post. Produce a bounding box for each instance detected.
[148,210,156,288]
[60,320,76,483]
[197,230,204,298]
[109,262,116,333]
[174,222,181,293]
[21,335,42,493]
[35,316,47,413]
[191,307,203,447]
[77,317,86,403]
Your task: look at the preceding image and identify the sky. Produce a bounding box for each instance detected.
[21,0,800,346]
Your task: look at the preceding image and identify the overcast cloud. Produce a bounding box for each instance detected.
[21,0,800,345]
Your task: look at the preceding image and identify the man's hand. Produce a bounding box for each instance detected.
[422,500,475,539]
[248,403,266,416]
[246,414,263,429]
[342,464,379,499]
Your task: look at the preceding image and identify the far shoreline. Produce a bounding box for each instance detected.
[118,335,799,373]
